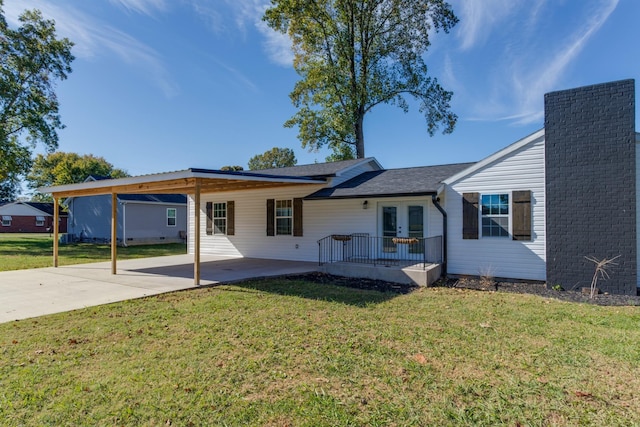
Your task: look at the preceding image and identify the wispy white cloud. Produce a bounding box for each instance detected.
[109,0,167,16]
[186,0,293,66]
[457,0,619,125]
[454,0,517,50]
[255,19,294,66]
[504,0,619,124]
[3,0,178,97]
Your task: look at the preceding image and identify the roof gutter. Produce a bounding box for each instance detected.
[431,194,447,277]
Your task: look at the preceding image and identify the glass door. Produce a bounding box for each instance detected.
[379,203,426,257]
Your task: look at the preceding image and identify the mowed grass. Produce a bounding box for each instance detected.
[0,233,186,271]
[1,279,639,426]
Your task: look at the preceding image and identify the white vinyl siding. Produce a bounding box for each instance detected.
[445,134,546,281]
[188,186,442,262]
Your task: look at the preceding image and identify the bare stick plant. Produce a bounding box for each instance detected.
[478,264,497,290]
[584,255,621,298]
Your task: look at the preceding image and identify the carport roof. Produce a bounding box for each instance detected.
[39,168,326,198]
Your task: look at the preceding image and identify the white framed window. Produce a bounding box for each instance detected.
[213,202,226,235]
[35,216,45,227]
[167,208,177,227]
[481,194,509,237]
[1,215,11,227]
[275,199,292,235]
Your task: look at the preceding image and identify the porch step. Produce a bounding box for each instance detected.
[320,262,442,287]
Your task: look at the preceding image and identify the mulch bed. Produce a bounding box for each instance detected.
[288,272,640,306]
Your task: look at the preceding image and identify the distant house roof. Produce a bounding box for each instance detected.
[253,157,380,178]
[24,202,65,216]
[0,201,67,216]
[86,175,111,181]
[118,194,187,204]
[304,163,475,200]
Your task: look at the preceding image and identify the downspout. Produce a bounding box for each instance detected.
[431,194,447,276]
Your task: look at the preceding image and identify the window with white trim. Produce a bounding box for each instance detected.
[35,216,45,226]
[213,202,226,235]
[1,215,11,227]
[167,208,177,227]
[275,199,292,235]
[481,194,509,237]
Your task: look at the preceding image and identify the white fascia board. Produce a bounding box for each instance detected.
[443,128,545,186]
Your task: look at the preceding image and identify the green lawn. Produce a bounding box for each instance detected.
[1,279,639,426]
[0,233,186,271]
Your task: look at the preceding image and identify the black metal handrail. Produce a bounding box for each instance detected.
[318,233,443,270]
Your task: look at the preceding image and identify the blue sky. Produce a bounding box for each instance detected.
[4,0,639,178]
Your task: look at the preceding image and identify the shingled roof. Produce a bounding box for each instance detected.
[23,202,67,216]
[304,163,475,199]
[253,157,379,178]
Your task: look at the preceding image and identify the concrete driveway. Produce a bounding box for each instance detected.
[0,255,318,323]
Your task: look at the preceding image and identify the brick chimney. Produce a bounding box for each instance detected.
[544,79,637,295]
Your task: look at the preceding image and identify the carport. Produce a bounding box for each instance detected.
[0,255,319,323]
[40,169,325,285]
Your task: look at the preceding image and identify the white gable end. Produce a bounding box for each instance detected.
[444,132,546,281]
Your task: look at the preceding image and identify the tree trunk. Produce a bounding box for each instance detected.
[355,109,365,158]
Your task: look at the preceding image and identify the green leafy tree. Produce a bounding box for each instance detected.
[26,152,129,201]
[220,165,244,172]
[0,173,20,202]
[0,1,74,181]
[264,0,458,159]
[248,147,297,170]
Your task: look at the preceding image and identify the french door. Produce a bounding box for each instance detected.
[379,203,425,257]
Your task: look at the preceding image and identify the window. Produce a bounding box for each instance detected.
[207,201,235,236]
[213,202,226,235]
[275,199,292,235]
[481,194,509,237]
[1,215,11,227]
[267,198,302,237]
[167,208,177,227]
[36,216,45,227]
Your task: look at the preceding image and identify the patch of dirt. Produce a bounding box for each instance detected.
[286,272,418,294]
[287,272,640,306]
[446,277,640,307]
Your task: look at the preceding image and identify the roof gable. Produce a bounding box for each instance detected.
[443,128,545,186]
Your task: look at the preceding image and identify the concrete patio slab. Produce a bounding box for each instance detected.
[0,255,318,323]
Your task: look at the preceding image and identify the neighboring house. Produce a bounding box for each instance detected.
[0,201,68,233]
[40,79,639,295]
[66,190,187,245]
